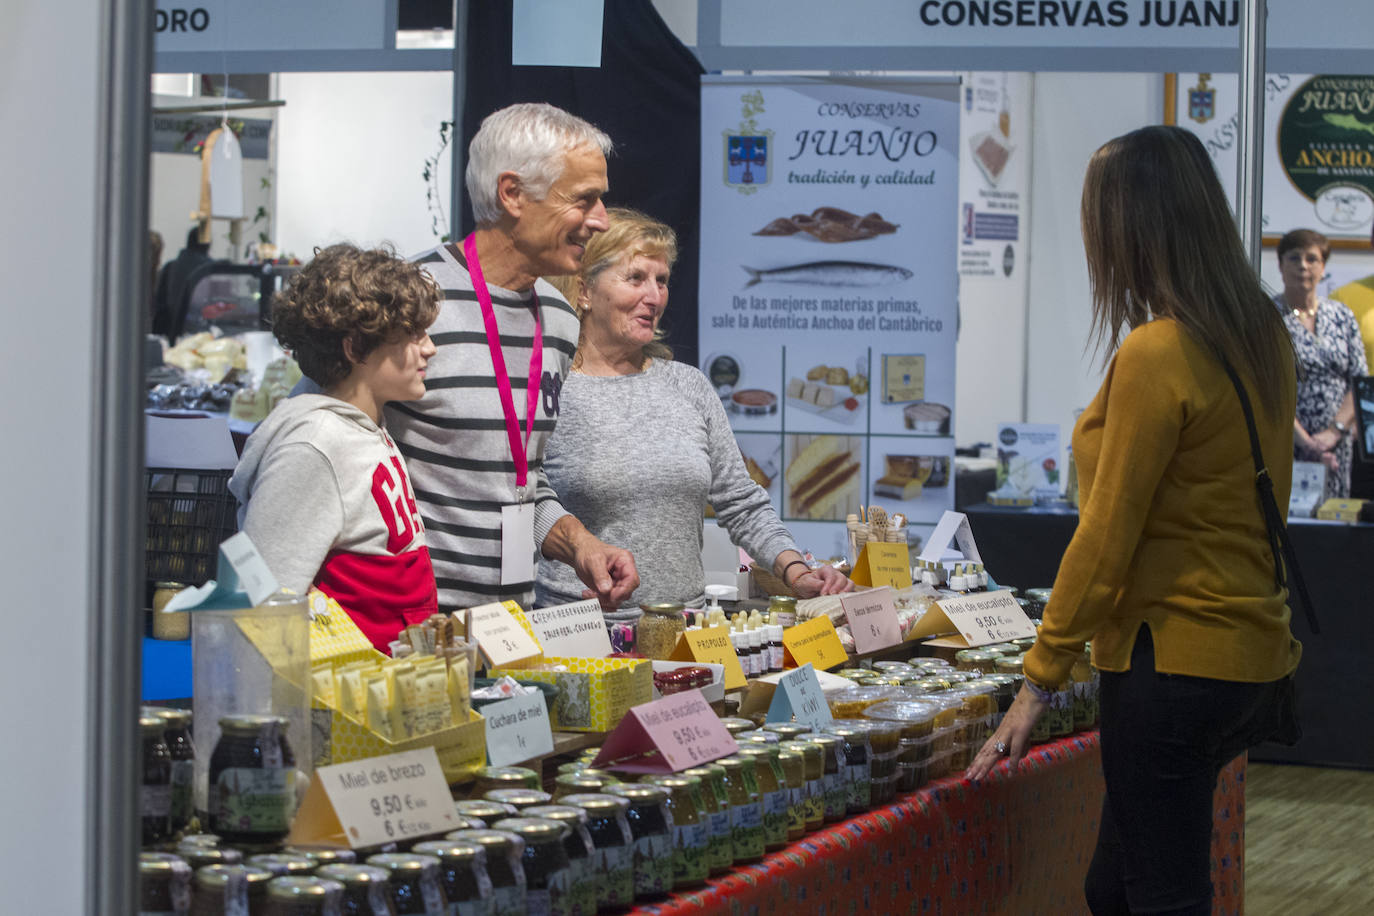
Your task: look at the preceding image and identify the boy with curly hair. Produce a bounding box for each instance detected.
[229,244,440,651]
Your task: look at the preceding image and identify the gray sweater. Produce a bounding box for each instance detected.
[535,358,798,608]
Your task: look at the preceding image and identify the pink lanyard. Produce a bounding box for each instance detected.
[462,234,543,500]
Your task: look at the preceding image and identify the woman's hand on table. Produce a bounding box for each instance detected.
[1311,426,1342,454]
[791,564,853,597]
[966,683,1049,781]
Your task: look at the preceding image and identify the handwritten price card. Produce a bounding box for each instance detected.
[484,692,555,766]
[469,602,542,668]
[670,625,747,690]
[850,542,913,589]
[288,747,458,849]
[591,690,737,774]
[765,664,834,730]
[841,587,902,654]
[782,615,847,671]
[526,599,612,658]
[908,588,1035,648]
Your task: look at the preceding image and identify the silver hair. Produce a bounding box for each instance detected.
[465,103,613,226]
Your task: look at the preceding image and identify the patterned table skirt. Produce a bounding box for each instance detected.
[630,731,1246,916]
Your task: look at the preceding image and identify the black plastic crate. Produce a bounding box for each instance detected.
[145,467,239,591]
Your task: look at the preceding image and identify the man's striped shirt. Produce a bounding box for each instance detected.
[384,242,581,610]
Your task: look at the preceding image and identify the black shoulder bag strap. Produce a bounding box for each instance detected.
[1218,358,1320,634]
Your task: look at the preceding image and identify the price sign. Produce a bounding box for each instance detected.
[908,589,1035,648]
[469,602,542,668]
[219,531,281,605]
[483,692,555,767]
[526,599,612,658]
[850,542,913,589]
[782,616,847,671]
[287,747,458,849]
[669,625,747,690]
[765,663,834,730]
[841,587,903,654]
[591,690,738,774]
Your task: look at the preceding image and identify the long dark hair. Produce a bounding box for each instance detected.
[1080,125,1293,418]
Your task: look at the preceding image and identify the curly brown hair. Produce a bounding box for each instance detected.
[271,244,441,387]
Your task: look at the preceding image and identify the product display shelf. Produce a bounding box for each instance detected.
[625,733,1247,916]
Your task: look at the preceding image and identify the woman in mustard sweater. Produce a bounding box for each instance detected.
[967,126,1303,915]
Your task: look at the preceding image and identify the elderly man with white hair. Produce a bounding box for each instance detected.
[391,102,638,613]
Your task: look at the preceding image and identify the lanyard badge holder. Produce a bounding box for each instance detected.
[464,234,544,584]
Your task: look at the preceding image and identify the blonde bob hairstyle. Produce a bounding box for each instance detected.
[552,207,678,364]
[1080,125,1293,419]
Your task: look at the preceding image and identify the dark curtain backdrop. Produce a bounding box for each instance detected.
[460,0,705,365]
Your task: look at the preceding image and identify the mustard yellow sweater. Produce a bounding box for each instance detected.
[1024,319,1303,688]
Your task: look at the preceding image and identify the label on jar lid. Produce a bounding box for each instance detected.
[525,599,612,659]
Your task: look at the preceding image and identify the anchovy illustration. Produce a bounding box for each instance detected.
[742,260,913,288]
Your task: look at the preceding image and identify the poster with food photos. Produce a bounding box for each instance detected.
[699,76,960,557]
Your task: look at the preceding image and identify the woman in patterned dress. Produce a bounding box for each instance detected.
[1275,229,1368,499]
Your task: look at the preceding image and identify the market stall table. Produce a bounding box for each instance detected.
[963,502,1374,769]
[628,733,1246,916]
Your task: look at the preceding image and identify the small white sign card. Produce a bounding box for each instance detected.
[918,510,984,566]
[468,602,543,668]
[909,589,1036,648]
[288,747,458,849]
[840,587,903,654]
[525,599,612,658]
[219,531,281,606]
[483,691,555,767]
[765,663,835,730]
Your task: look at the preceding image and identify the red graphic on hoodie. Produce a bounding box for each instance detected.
[371,460,421,553]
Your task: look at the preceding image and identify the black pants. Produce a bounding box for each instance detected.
[1085,627,1284,915]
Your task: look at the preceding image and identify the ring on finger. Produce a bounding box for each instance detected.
[994,740,1008,756]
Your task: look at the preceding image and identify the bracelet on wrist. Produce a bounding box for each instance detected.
[780,559,810,585]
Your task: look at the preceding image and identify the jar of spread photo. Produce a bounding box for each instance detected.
[261,875,346,916]
[314,864,396,916]
[139,852,191,915]
[558,793,634,909]
[444,829,526,916]
[492,817,574,916]
[602,784,675,899]
[141,715,174,845]
[522,805,598,916]
[365,853,448,916]
[207,714,297,847]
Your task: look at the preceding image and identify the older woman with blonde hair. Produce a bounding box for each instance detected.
[535,208,851,609]
[967,126,1303,915]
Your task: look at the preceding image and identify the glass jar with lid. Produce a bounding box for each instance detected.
[713,755,764,862]
[365,854,448,915]
[469,766,541,798]
[681,765,734,873]
[453,799,518,826]
[145,706,196,835]
[314,864,396,916]
[558,793,634,909]
[766,595,797,622]
[735,746,788,850]
[761,722,811,741]
[411,840,494,916]
[779,740,825,831]
[284,846,357,870]
[636,603,687,660]
[248,854,316,878]
[601,784,675,899]
[190,864,274,916]
[775,747,808,841]
[800,733,849,822]
[1071,644,1099,730]
[522,805,598,916]
[262,876,346,916]
[821,725,871,814]
[176,845,242,871]
[717,717,757,737]
[207,714,297,846]
[553,772,619,801]
[141,715,174,845]
[484,788,553,812]
[444,829,526,916]
[492,817,574,916]
[639,775,710,888]
[139,852,191,915]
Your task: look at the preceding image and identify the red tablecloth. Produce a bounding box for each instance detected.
[630,732,1247,915]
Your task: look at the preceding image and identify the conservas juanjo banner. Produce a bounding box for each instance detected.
[698,77,960,557]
